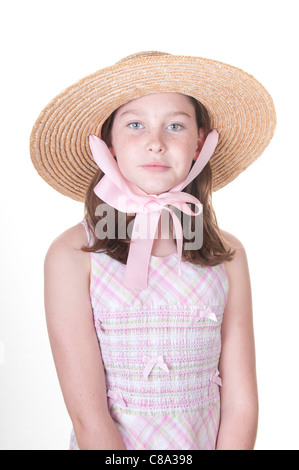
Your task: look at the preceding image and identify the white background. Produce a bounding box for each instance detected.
[0,0,298,450]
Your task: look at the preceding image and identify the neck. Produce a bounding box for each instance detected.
[151,238,177,257]
[151,209,176,257]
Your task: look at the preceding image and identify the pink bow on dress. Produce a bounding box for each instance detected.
[142,355,170,380]
[89,129,219,290]
[107,390,127,407]
[192,306,218,324]
[210,370,222,387]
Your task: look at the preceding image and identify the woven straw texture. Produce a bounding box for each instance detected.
[30,52,276,201]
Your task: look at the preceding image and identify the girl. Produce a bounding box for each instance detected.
[30,52,276,450]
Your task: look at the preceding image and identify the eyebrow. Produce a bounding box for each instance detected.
[169,111,192,119]
[117,109,140,118]
[117,109,192,119]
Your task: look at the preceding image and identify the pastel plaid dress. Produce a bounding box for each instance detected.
[69,221,229,450]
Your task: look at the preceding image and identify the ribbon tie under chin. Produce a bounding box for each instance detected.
[89,130,219,290]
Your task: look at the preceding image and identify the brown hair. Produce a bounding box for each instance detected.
[82,96,235,266]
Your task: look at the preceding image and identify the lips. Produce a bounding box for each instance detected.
[141,162,171,172]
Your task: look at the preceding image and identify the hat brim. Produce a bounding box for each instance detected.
[30,53,276,201]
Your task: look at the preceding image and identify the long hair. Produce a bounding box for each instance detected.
[82,96,235,266]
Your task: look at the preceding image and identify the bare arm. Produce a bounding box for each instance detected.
[216,231,258,450]
[44,224,126,450]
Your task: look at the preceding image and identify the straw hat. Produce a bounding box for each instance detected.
[30,51,276,202]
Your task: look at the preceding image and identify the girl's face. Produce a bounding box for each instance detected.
[110,93,205,195]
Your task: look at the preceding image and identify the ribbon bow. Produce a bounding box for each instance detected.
[107,389,127,407]
[89,129,219,290]
[142,355,170,380]
[192,306,218,324]
[210,370,222,387]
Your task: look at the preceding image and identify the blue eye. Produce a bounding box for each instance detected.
[129,122,144,129]
[168,123,183,131]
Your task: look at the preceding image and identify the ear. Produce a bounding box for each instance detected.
[193,128,206,161]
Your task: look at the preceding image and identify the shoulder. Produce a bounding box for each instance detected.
[44,222,90,276]
[220,229,250,281]
[220,229,247,263]
[219,230,252,307]
[44,223,91,318]
[45,222,88,256]
[220,229,245,252]
[46,222,88,252]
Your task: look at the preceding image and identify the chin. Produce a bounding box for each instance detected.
[142,187,172,196]
[139,181,173,194]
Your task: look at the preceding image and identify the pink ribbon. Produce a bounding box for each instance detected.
[192,307,218,324]
[143,355,170,380]
[89,129,219,290]
[210,370,222,387]
[107,390,126,407]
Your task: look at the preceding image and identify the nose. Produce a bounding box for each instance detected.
[147,129,166,154]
